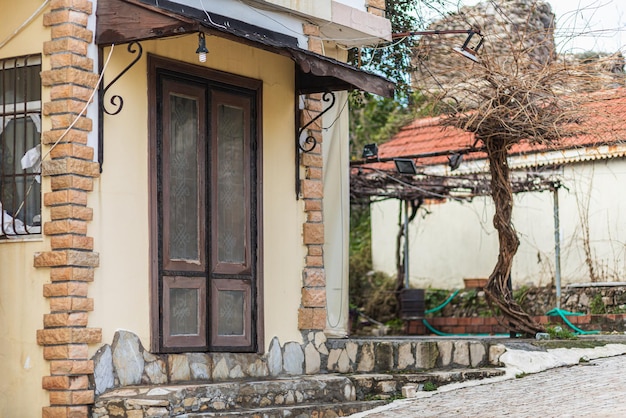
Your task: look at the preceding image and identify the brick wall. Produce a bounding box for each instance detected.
[406,314,626,335]
[298,92,327,330]
[297,23,327,331]
[34,0,101,417]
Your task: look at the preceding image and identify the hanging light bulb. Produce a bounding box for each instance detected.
[196,32,209,63]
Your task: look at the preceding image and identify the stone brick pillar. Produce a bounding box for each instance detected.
[34,0,102,417]
[298,93,328,331]
[367,0,387,17]
[303,22,323,55]
[297,23,327,331]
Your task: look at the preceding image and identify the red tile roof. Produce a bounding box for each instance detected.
[372,88,626,170]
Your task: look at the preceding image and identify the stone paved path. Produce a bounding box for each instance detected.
[358,354,626,417]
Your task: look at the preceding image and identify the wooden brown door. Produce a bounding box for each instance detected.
[152,62,260,353]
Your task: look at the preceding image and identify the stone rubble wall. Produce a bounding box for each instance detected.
[412,0,556,100]
[92,331,495,396]
[560,286,626,315]
[406,285,626,335]
[511,284,626,316]
[413,0,625,102]
[433,285,626,317]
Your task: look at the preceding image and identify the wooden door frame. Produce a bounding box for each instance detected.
[148,54,264,353]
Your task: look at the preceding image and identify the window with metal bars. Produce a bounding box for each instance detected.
[0,55,42,238]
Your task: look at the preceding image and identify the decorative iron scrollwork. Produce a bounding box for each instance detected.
[102,41,143,115]
[295,91,337,198]
[297,91,336,153]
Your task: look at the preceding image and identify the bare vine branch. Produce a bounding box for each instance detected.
[431,9,625,336]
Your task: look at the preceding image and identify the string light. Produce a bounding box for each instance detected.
[196,32,209,63]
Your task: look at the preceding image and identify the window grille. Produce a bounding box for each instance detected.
[0,55,42,237]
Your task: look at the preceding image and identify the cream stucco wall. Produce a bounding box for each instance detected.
[323,90,350,337]
[89,34,306,353]
[0,18,336,418]
[0,0,382,414]
[0,1,51,416]
[0,237,49,416]
[371,158,626,290]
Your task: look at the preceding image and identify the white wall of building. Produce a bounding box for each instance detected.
[371,158,626,290]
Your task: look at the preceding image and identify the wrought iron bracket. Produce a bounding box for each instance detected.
[102,41,143,116]
[295,91,336,199]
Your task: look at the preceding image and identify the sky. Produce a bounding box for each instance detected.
[547,0,625,53]
[440,0,626,54]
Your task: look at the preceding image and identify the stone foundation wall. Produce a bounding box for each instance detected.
[513,284,626,316]
[324,337,490,372]
[92,331,494,396]
[431,285,626,317]
[411,285,626,335]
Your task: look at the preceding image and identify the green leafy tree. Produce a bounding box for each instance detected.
[348,0,451,157]
[349,91,438,158]
[352,0,451,97]
[348,1,450,324]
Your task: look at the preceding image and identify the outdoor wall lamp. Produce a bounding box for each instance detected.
[362,143,379,159]
[453,30,484,63]
[196,32,209,63]
[394,158,418,175]
[448,153,463,171]
[392,28,484,63]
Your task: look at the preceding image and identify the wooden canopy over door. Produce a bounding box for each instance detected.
[95,0,394,97]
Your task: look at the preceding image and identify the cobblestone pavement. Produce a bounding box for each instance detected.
[359,354,626,418]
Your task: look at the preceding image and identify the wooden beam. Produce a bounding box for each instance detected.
[96,0,196,45]
[292,50,394,97]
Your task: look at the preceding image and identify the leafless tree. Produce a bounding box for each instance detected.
[424,4,625,335]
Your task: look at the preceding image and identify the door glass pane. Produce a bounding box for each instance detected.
[217,290,244,336]
[168,94,199,261]
[217,104,246,264]
[170,288,199,335]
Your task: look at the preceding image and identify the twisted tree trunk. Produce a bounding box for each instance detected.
[484,137,545,336]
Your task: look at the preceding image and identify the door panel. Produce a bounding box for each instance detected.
[161,80,207,273]
[153,63,259,353]
[162,276,207,348]
[211,93,252,275]
[210,278,252,348]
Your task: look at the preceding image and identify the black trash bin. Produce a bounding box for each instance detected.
[400,288,425,319]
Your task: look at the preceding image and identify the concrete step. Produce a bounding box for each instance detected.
[93,375,356,417]
[178,400,388,417]
[349,367,505,400]
[93,368,506,417]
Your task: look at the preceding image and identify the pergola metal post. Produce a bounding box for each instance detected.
[404,199,410,288]
[553,186,562,309]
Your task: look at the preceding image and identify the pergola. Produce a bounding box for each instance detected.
[350,160,561,204]
[349,155,565,308]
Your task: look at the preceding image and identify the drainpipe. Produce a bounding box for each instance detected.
[404,200,410,288]
[553,186,562,309]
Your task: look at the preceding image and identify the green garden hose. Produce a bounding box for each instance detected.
[425,289,461,314]
[422,289,509,336]
[546,307,600,335]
